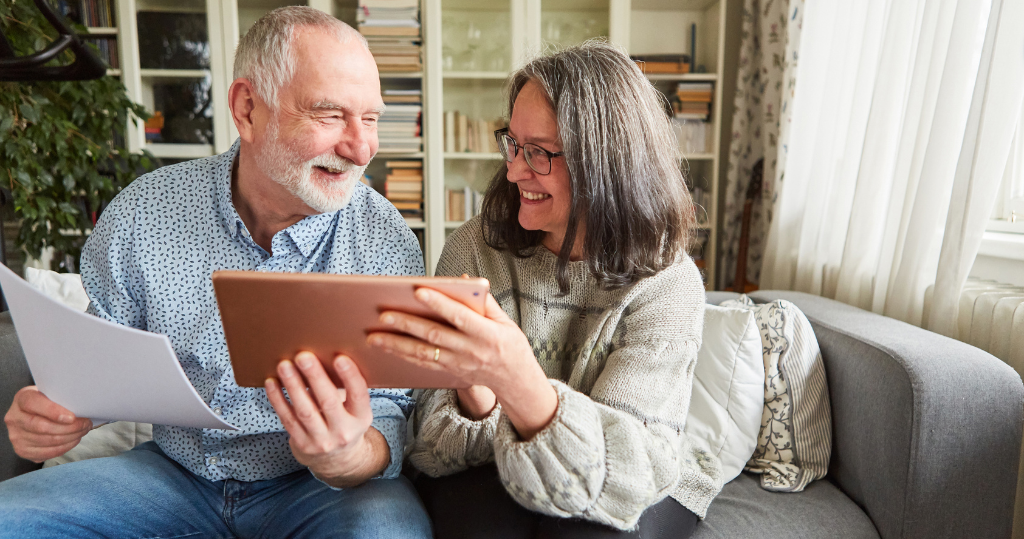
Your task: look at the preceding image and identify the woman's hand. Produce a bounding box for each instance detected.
[367,288,558,439]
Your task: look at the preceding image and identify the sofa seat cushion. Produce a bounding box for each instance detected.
[693,473,879,539]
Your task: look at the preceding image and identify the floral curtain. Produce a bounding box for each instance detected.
[720,0,803,289]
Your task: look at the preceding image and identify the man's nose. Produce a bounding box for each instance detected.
[334,121,377,167]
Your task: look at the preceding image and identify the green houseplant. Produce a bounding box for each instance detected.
[0,0,154,271]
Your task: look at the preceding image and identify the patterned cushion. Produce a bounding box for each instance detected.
[719,295,831,492]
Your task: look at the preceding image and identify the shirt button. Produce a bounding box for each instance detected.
[209,456,219,465]
[213,407,222,415]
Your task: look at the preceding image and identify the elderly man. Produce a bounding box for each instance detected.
[0,7,431,538]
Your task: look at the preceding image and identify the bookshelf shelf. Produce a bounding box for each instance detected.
[443,71,509,80]
[376,151,425,158]
[106,69,122,76]
[404,218,427,229]
[139,69,211,79]
[684,153,715,160]
[445,221,466,228]
[444,152,502,160]
[146,143,215,159]
[645,73,718,81]
[85,27,119,35]
[379,72,424,79]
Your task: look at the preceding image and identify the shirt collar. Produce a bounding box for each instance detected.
[215,139,343,258]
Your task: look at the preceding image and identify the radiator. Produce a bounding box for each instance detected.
[957,278,1024,372]
[925,278,1024,370]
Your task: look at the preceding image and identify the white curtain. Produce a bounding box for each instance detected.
[760,0,1024,336]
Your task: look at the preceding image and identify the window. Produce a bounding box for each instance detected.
[989,107,1024,234]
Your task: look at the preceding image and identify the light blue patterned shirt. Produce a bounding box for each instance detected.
[80,141,424,483]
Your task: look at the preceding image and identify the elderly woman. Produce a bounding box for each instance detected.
[367,41,721,538]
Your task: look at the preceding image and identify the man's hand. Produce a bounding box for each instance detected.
[265,352,390,488]
[4,386,92,463]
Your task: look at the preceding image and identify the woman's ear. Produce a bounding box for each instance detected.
[229,78,260,143]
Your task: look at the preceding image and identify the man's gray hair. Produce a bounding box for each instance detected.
[233,6,368,109]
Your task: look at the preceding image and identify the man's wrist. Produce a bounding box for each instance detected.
[310,428,391,488]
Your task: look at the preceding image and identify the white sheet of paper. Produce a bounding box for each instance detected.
[0,263,237,430]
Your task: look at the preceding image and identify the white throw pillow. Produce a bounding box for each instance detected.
[685,304,765,483]
[24,267,90,312]
[23,268,155,467]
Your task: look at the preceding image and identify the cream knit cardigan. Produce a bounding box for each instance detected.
[410,217,722,530]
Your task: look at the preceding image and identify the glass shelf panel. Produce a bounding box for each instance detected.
[238,0,307,38]
[136,11,210,70]
[441,0,511,74]
[541,0,609,50]
[140,75,215,145]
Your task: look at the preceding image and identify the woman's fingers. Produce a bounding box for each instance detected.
[483,293,512,323]
[366,331,449,372]
[378,308,470,355]
[414,287,491,336]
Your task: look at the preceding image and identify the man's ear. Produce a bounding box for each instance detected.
[229,78,261,143]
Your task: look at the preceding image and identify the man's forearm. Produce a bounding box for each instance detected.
[314,427,392,488]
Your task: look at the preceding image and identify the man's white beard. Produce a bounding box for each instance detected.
[255,119,368,214]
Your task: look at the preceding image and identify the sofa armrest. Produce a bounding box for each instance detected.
[0,312,41,481]
[749,291,1024,539]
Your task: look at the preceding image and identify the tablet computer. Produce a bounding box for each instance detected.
[212,271,489,389]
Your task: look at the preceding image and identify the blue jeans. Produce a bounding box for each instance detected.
[0,441,432,538]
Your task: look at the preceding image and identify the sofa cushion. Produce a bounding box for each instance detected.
[693,472,879,539]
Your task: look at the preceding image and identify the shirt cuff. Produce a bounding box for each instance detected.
[370,396,408,480]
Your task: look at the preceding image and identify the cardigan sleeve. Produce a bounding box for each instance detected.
[409,389,502,476]
[492,263,722,529]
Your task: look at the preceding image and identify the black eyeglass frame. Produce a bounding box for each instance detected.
[494,128,564,176]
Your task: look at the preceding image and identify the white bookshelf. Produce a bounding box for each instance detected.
[108,0,733,285]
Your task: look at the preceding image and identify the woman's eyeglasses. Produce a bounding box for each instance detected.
[494,128,564,175]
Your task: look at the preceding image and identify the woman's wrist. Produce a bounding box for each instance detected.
[493,364,559,441]
[455,386,498,420]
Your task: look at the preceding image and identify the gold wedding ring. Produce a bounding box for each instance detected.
[433,347,440,362]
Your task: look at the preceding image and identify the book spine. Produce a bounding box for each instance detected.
[445,111,455,153]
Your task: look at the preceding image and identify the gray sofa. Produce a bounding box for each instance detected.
[0,291,1021,538]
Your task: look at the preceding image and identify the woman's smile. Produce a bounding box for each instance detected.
[519,186,552,202]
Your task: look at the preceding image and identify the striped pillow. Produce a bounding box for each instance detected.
[720,296,832,492]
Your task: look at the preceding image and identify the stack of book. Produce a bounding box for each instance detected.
[70,0,116,27]
[445,187,483,222]
[631,54,691,75]
[672,117,709,154]
[86,36,119,69]
[383,88,421,104]
[379,101,422,153]
[444,111,504,153]
[358,0,422,73]
[384,161,423,218]
[674,82,713,121]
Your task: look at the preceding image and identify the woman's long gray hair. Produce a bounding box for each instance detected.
[480,40,697,293]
